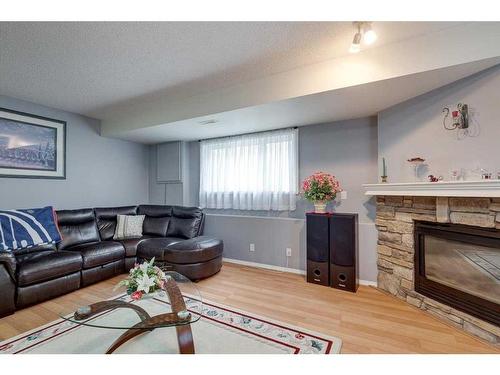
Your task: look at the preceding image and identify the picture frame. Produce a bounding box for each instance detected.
[0,107,66,179]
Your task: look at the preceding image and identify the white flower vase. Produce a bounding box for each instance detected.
[313,201,327,214]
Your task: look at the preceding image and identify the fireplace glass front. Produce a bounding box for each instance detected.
[424,235,500,305]
[415,221,500,326]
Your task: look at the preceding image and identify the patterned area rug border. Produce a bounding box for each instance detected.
[0,294,342,354]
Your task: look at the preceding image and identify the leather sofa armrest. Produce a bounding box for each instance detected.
[0,262,16,317]
[165,236,222,251]
[0,250,17,281]
[197,213,206,236]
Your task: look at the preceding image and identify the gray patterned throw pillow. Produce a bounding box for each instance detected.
[113,215,145,240]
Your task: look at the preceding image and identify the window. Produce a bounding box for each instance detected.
[199,128,298,211]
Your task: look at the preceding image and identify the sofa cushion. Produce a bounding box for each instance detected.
[143,216,170,237]
[94,206,138,240]
[13,243,56,256]
[66,241,125,269]
[136,237,184,260]
[56,209,100,250]
[162,236,223,264]
[166,206,203,239]
[138,205,173,237]
[16,250,83,286]
[137,205,173,217]
[116,235,154,257]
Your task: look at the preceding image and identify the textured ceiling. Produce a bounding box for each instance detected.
[0,21,462,119]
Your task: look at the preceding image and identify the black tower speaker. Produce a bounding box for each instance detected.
[306,213,330,286]
[330,213,358,292]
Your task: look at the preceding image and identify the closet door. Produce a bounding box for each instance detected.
[157,141,183,183]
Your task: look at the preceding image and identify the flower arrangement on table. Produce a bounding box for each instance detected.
[302,171,341,213]
[116,258,167,300]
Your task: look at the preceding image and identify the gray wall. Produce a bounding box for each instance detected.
[0,96,150,209]
[378,65,500,182]
[170,117,379,282]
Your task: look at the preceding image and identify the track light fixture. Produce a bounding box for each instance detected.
[349,25,362,53]
[349,22,377,53]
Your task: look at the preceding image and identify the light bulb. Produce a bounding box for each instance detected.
[349,32,362,53]
[363,24,377,44]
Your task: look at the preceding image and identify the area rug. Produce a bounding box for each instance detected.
[0,294,342,354]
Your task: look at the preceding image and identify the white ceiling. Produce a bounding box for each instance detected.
[118,58,500,143]
[0,21,463,119]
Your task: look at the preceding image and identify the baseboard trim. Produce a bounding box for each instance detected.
[358,279,378,287]
[222,257,377,286]
[223,257,306,275]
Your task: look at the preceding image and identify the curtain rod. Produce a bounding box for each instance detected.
[198,126,298,142]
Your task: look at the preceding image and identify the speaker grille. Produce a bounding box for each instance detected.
[306,214,329,263]
[330,215,354,267]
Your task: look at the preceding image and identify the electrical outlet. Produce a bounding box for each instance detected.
[340,191,347,200]
[286,247,292,257]
[249,243,255,252]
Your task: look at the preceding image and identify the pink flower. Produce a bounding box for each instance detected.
[131,291,144,300]
[301,171,341,202]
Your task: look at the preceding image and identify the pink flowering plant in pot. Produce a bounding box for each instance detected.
[302,171,341,213]
[115,258,167,300]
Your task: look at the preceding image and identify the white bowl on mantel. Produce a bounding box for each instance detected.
[363,180,500,198]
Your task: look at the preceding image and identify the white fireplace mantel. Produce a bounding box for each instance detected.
[363,180,500,197]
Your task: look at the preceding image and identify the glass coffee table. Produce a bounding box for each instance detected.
[59,271,202,354]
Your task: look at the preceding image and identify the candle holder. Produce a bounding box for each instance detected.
[381,157,388,183]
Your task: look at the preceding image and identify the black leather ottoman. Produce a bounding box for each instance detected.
[137,236,223,281]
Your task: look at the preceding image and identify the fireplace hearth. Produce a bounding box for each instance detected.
[414,221,500,327]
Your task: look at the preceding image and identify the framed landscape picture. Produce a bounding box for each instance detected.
[0,108,66,179]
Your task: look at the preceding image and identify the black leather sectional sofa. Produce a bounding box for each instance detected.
[0,205,223,318]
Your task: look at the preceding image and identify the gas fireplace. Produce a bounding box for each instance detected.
[414,221,500,327]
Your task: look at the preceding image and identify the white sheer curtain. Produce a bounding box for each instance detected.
[199,128,298,211]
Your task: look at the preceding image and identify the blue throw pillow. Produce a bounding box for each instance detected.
[0,206,62,251]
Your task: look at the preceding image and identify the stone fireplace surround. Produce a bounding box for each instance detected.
[374,195,500,345]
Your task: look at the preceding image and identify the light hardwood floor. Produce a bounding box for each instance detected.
[0,262,498,353]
